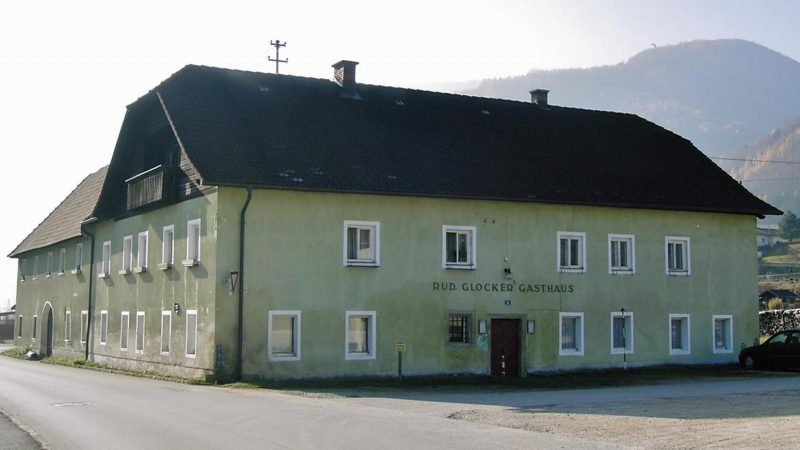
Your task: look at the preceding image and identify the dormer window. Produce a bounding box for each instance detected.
[126,165,173,211]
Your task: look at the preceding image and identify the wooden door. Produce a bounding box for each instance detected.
[490,319,520,377]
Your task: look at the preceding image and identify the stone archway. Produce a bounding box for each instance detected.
[40,302,54,358]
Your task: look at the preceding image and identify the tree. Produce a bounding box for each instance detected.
[779,210,800,241]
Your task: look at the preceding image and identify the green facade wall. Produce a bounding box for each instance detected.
[224,187,758,379]
[89,194,220,380]
[13,237,91,359]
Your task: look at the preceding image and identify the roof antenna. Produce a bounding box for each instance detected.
[268,40,288,74]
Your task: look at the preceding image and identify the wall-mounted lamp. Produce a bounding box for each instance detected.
[478,320,487,335]
[503,267,512,279]
[173,302,181,315]
[229,270,240,294]
[527,320,536,334]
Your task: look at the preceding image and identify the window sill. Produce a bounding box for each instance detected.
[558,267,585,273]
[71,269,81,275]
[669,349,691,356]
[667,271,690,276]
[157,263,173,271]
[444,264,475,270]
[45,273,52,279]
[58,272,65,277]
[345,261,379,268]
[182,259,199,267]
[269,354,301,362]
[712,348,733,354]
[611,348,634,355]
[133,266,146,274]
[559,349,585,356]
[345,353,376,361]
[610,269,634,275]
[98,272,109,279]
[118,269,131,276]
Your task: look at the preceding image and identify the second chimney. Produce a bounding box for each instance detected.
[332,60,361,99]
[530,89,549,108]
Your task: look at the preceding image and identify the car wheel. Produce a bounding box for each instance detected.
[743,355,757,370]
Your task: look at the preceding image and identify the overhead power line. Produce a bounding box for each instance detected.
[711,156,800,165]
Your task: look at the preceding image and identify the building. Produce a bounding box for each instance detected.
[9,62,780,381]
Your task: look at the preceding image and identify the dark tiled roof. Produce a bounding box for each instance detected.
[149,65,778,216]
[9,166,107,257]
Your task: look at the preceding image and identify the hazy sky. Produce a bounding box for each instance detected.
[1,0,799,307]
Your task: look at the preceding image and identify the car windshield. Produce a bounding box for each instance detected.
[767,332,791,345]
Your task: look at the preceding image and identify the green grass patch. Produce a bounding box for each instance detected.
[0,346,30,359]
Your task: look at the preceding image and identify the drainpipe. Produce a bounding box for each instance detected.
[235,186,253,381]
[80,217,97,361]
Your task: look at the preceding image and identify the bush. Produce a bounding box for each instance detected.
[767,298,785,310]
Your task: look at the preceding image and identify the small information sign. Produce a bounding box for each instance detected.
[395,343,406,353]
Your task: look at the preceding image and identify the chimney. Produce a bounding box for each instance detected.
[332,60,361,99]
[530,89,549,108]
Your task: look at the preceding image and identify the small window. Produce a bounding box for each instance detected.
[19,258,26,282]
[345,311,376,360]
[73,243,83,274]
[447,313,472,345]
[183,219,201,266]
[160,225,175,270]
[64,309,72,342]
[268,310,301,361]
[135,311,145,354]
[559,312,584,356]
[120,235,133,275]
[100,310,108,345]
[17,315,23,338]
[343,221,380,266]
[442,225,476,269]
[100,241,111,277]
[185,310,197,357]
[713,315,733,353]
[80,310,88,344]
[33,255,39,280]
[669,313,691,355]
[32,315,38,339]
[160,311,171,354]
[608,234,635,274]
[135,231,148,273]
[558,232,586,273]
[46,252,53,277]
[58,248,66,275]
[120,312,130,351]
[665,237,691,275]
[611,311,634,354]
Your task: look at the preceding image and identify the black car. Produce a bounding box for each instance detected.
[739,329,800,369]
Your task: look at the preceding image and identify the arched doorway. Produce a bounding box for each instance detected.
[40,302,53,358]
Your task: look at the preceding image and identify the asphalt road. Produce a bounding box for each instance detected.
[4,354,800,449]
[0,356,618,450]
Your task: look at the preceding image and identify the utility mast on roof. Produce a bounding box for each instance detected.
[268,40,288,74]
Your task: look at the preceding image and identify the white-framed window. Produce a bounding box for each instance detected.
[100,310,108,345]
[100,241,111,277]
[135,311,145,354]
[120,311,129,351]
[160,311,171,354]
[183,219,201,266]
[185,310,197,357]
[345,311,376,360]
[608,234,635,274]
[58,248,66,275]
[343,221,380,267]
[611,311,634,354]
[64,309,71,342]
[73,243,83,274]
[33,255,39,280]
[713,315,733,354]
[268,310,301,361]
[160,225,175,270]
[442,225,476,269]
[447,312,473,345]
[120,235,133,275]
[135,231,148,273]
[669,313,691,355]
[19,258,26,282]
[559,312,584,356]
[80,310,88,344]
[46,251,53,277]
[558,231,586,273]
[32,315,37,339]
[665,236,691,275]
